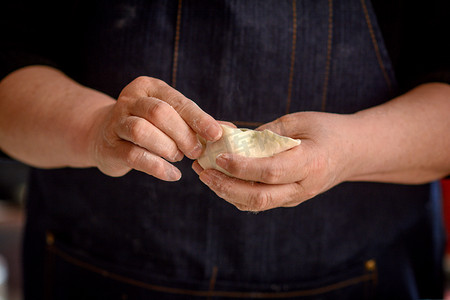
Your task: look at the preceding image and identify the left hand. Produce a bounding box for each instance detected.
[192,112,355,211]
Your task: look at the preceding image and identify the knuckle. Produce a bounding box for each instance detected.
[116,93,132,107]
[278,113,294,123]
[125,147,146,168]
[148,100,173,120]
[260,164,282,184]
[124,148,166,177]
[149,159,166,178]
[149,77,168,89]
[248,191,271,211]
[125,76,152,92]
[126,77,169,97]
[143,77,169,93]
[169,92,193,110]
[127,118,147,142]
[172,99,190,115]
[165,94,193,118]
[134,76,157,87]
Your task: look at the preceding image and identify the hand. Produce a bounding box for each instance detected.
[89,77,222,180]
[192,112,354,211]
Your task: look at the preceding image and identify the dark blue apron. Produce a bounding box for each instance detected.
[23,1,444,299]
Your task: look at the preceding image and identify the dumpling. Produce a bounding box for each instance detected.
[198,125,301,177]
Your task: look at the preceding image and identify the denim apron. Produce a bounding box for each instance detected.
[23,1,444,299]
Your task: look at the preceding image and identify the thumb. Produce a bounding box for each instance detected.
[256,113,302,138]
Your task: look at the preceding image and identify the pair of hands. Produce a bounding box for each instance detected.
[90,77,349,211]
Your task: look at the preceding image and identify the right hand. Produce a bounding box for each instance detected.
[88,77,222,180]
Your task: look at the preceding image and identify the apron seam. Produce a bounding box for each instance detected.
[171,0,183,88]
[321,0,333,112]
[207,266,219,300]
[360,0,393,92]
[286,0,298,115]
[46,241,377,298]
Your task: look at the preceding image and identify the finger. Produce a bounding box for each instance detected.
[192,160,204,175]
[218,121,237,128]
[144,78,222,141]
[256,113,302,138]
[115,140,182,181]
[214,147,304,184]
[198,169,306,211]
[116,116,184,162]
[129,97,204,159]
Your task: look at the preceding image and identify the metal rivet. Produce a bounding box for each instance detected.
[46,232,55,246]
[365,259,376,271]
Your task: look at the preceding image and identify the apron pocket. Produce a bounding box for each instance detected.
[44,232,377,300]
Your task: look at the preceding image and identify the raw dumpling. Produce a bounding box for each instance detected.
[198,125,301,177]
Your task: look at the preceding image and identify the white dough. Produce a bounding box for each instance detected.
[198,125,301,177]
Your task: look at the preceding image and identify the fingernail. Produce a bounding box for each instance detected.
[173,150,184,162]
[205,123,222,141]
[215,153,230,169]
[167,167,182,181]
[188,141,203,159]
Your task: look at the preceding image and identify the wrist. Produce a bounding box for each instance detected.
[339,113,377,182]
[325,113,369,185]
[68,91,115,169]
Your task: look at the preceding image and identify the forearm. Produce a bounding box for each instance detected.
[347,82,450,184]
[196,83,450,210]
[0,65,114,168]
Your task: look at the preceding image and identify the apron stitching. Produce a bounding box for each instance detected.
[360,0,392,91]
[364,259,377,298]
[286,0,298,114]
[171,0,183,88]
[321,0,333,112]
[47,243,376,298]
[207,266,219,300]
[44,232,56,300]
[230,1,298,126]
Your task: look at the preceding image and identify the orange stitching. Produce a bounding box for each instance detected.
[171,0,183,88]
[286,0,298,114]
[48,244,376,298]
[364,259,378,297]
[360,0,392,91]
[321,0,333,112]
[209,266,218,291]
[207,266,219,300]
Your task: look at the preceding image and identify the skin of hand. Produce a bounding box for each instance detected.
[88,76,222,180]
[0,66,222,181]
[192,112,351,211]
[192,83,450,211]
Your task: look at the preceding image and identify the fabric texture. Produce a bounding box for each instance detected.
[0,0,447,299]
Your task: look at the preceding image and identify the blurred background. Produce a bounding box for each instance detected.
[0,155,27,300]
[0,155,449,300]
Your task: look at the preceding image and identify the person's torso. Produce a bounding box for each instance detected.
[25,1,440,299]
